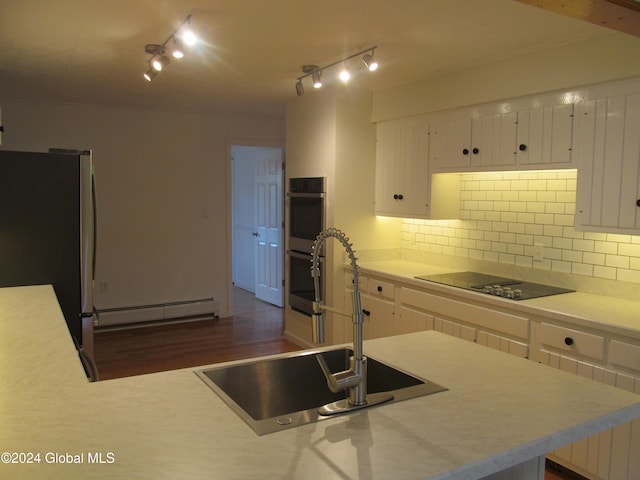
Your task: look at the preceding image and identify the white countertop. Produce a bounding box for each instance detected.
[1,285,639,479]
[355,259,640,338]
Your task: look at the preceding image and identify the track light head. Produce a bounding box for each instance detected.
[339,63,350,83]
[182,29,197,46]
[143,69,158,82]
[180,16,198,46]
[171,36,184,59]
[312,70,322,89]
[362,52,378,72]
[151,54,170,71]
[295,80,304,96]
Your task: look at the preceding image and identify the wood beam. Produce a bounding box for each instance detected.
[514,0,640,37]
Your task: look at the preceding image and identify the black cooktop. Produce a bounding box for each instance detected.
[415,271,574,300]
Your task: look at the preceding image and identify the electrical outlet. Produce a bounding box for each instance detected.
[99,280,109,293]
[533,243,544,262]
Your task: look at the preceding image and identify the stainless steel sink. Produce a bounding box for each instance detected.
[195,347,447,435]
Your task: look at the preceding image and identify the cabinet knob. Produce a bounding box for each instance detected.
[472,147,479,155]
[362,309,371,317]
[462,148,469,155]
[636,199,640,207]
[564,337,574,346]
[377,285,383,292]
[519,144,527,151]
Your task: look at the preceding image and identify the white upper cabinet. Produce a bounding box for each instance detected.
[429,103,575,172]
[430,111,518,171]
[375,116,430,218]
[516,103,574,168]
[575,92,640,234]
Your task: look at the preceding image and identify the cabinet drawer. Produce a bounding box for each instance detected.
[538,323,605,361]
[366,278,395,300]
[609,340,640,374]
[345,272,367,291]
[400,288,529,339]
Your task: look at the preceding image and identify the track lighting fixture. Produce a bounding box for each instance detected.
[295,46,378,95]
[171,37,185,59]
[151,53,170,71]
[339,63,350,83]
[144,69,158,82]
[362,52,378,72]
[143,14,197,82]
[312,70,323,89]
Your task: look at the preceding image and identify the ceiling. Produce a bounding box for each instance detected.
[0,0,631,117]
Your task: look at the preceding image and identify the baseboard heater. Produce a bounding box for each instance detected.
[95,298,216,327]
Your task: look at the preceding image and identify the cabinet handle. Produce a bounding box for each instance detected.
[472,147,479,155]
[519,144,527,151]
[377,285,383,292]
[564,337,574,346]
[636,199,640,207]
[462,148,469,155]
[362,309,371,316]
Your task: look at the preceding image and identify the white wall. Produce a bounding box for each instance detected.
[403,171,640,292]
[0,99,284,317]
[373,33,640,122]
[284,86,402,346]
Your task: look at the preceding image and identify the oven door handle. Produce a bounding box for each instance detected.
[287,250,324,261]
[288,192,325,198]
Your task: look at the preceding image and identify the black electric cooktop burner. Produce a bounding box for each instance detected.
[415,271,574,300]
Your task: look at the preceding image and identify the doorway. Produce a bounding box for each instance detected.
[231,145,284,307]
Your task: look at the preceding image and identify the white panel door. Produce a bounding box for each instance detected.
[575,92,640,233]
[255,149,284,307]
[516,103,574,167]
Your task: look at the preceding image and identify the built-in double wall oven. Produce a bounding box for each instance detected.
[287,177,325,316]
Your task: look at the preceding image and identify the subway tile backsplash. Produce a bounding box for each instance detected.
[401,170,640,285]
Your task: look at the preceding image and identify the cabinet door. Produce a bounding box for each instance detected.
[575,92,640,234]
[470,111,518,168]
[516,103,574,167]
[430,114,472,170]
[361,294,394,340]
[431,111,518,170]
[397,306,434,334]
[375,117,429,217]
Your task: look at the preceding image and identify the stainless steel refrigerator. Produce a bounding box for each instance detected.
[0,148,97,379]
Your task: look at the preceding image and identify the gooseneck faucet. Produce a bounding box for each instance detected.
[311,227,392,415]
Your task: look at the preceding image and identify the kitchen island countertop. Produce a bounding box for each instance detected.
[1,285,639,479]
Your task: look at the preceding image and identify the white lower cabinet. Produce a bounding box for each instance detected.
[399,287,530,359]
[533,320,640,480]
[343,269,638,479]
[396,306,434,335]
[344,274,395,341]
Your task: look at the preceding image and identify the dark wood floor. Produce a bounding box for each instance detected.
[93,287,301,380]
[93,287,579,480]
